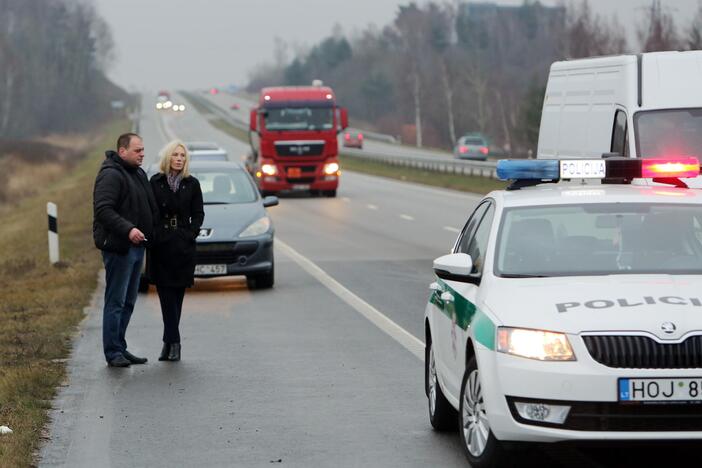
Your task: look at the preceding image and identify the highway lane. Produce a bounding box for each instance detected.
[40,95,700,468]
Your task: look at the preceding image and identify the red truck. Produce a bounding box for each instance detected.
[247,85,348,197]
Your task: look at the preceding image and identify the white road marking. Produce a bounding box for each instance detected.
[443,226,460,233]
[367,204,378,210]
[400,214,414,221]
[277,239,424,360]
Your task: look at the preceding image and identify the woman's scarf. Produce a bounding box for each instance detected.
[167,171,183,193]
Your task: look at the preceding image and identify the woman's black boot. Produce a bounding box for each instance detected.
[168,343,181,361]
[158,343,170,361]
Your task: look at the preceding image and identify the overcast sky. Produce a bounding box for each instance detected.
[90,0,701,93]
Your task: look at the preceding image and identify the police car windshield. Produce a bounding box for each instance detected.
[189,169,257,204]
[495,203,702,277]
[264,107,334,131]
[635,108,702,159]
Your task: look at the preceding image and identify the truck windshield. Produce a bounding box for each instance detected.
[634,108,702,159]
[264,107,334,131]
[495,203,702,277]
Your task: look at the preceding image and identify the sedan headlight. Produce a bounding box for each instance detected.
[323,162,340,175]
[496,327,575,361]
[239,216,271,237]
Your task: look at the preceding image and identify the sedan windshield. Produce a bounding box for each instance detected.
[264,107,334,131]
[495,203,702,277]
[190,169,257,204]
[635,108,702,159]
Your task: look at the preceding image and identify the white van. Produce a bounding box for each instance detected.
[537,51,702,185]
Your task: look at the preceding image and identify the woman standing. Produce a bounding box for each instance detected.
[149,140,204,361]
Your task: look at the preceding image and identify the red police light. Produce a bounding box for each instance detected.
[641,158,700,178]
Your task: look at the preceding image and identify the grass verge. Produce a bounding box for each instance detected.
[184,97,507,195]
[339,154,508,195]
[0,119,129,467]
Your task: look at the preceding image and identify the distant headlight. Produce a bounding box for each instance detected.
[239,216,271,237]
[156,102,163,109]
[323,162,340,175]
[164,101,173,109]
[261,164,277,176]
[496,327,575,361]
[179,104,186,111]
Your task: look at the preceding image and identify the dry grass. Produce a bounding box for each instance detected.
[0,120,128,467]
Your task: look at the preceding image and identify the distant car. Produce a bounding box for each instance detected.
[140,162,278,291]
[343,130,363,149]
[171,103,186,112]
[209,87,219,95]
[186,141,229,161]
[230,103,240,110]
[454,136,489,161]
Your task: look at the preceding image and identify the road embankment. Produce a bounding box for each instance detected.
[0,120,128,468]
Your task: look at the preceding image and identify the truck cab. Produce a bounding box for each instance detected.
[248,85,348,197]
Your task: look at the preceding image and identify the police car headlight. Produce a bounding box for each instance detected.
[239,216,270,237]
[497,327,575,361]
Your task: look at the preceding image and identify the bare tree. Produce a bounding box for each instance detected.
[566,0,627,58]
[687,3,702,50]
[638,0,681,52]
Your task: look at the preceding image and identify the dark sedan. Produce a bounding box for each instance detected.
[140,161,278,291]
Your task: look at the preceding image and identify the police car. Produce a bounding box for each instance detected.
[424,157,702,467]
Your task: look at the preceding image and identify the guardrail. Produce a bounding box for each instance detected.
[341,149,499,179]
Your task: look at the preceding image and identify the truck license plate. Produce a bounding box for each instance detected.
[194,264,226,275]
[618,377,702,402]
[292,184,310,190]
[287,167,302,178]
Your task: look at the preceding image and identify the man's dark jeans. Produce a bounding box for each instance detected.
[102,246,144,362]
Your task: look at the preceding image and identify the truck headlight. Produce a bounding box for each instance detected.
[496,327,575,361]
[261,164,278,176]
[323,162,340,175]
[239,216,271,237]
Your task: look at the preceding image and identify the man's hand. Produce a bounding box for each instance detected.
[128,228,146,245]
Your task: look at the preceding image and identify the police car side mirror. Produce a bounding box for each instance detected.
[433,253,474,282]
[262,196,279,208]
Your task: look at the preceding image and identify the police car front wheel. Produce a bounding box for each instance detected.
[426,342,456,431]
[459,356,509,468]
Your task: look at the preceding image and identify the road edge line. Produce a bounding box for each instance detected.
[276,238,425,360]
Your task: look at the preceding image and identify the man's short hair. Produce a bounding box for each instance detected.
[116,133,141,151]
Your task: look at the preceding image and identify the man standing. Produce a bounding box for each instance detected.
[93,133,158,367]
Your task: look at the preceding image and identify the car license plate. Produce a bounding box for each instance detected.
[292,184,310,190]
[618,377,702,402]
[560,160,606,179]
[194,264,226,275]
[287,167,302,178]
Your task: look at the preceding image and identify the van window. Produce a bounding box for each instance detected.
[634,108,702,159]
[611,110,628,156]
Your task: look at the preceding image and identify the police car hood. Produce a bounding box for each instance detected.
[485,275,702,340]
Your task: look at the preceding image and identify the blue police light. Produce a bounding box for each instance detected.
[496,160,560,181]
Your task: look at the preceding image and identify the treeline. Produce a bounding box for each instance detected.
[0,0,129,138]
[247,0,702,154]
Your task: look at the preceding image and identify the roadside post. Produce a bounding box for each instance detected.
[47,202,59,264]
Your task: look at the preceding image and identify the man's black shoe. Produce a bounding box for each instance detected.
[123,350,148,364]
[107,355,131,367]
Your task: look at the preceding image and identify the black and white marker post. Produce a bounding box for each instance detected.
[47,202,59,264]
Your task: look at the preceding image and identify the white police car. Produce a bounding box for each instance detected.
[425,157,702,467]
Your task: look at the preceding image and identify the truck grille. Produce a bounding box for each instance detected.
[275,141,325,157]
[583,335,702,369]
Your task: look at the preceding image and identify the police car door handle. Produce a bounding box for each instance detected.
[440,291,455,303]
[429,282,441,292]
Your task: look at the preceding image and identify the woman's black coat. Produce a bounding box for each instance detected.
[148,173,204,287]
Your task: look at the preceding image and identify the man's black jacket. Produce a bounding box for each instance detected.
[93,151,159,254]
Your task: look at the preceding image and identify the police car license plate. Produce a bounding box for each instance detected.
[560,160,606,179]
[292,184,310,190]
[194,264,226,275]
[618,377,702,402]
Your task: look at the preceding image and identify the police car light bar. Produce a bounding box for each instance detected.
[497,157,700,183]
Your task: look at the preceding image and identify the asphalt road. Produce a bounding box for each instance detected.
[39,95,700,467]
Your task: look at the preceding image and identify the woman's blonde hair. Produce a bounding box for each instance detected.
[158,140,190,177]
